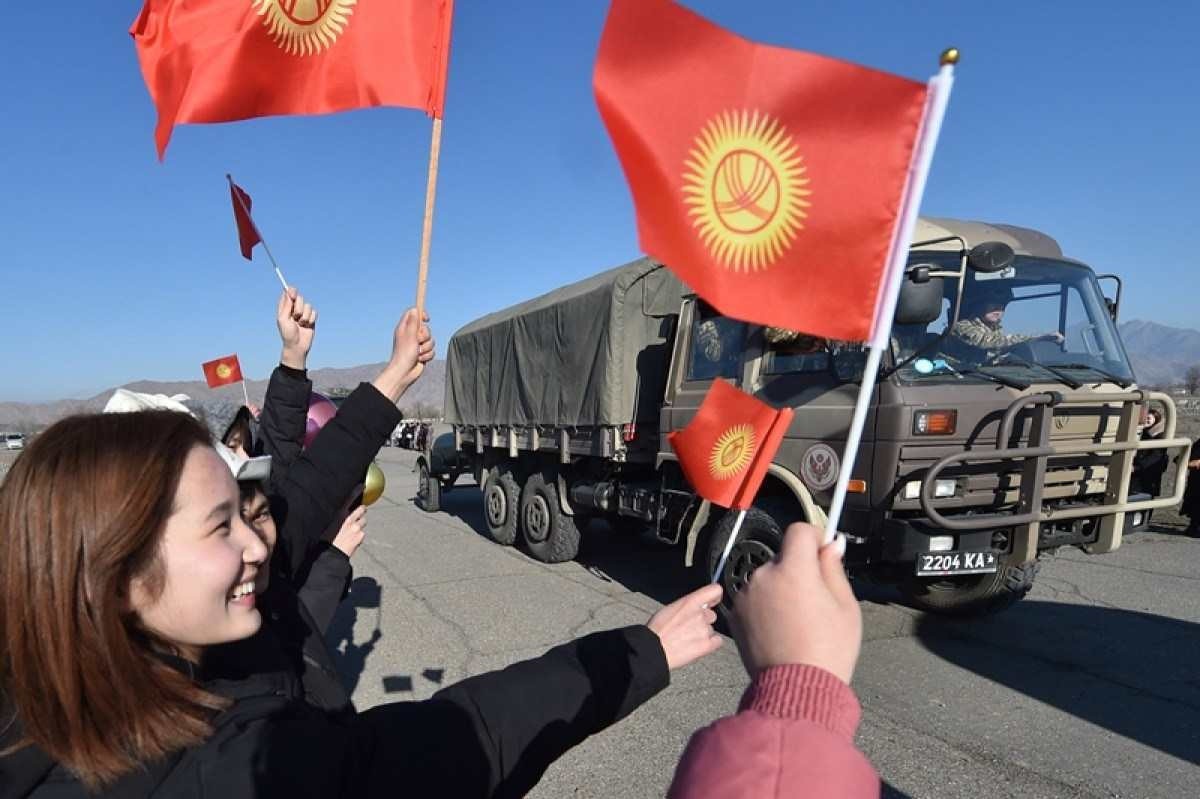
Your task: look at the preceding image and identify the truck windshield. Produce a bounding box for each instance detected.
[893,254,1135,387]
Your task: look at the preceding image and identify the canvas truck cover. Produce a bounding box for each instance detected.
[444,258,688,428]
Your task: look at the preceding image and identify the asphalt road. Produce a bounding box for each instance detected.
[3,445,1197,797]
[322,448,1199,799]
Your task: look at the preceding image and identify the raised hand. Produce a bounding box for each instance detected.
[277,287,318,369]
[373,308,435,403]
[730,523,861,685]
[331,505,367,559]
[647,582,724,671]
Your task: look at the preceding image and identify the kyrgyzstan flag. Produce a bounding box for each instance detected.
[668,379,794,510]
[202,354,244,388]
[131,0,455,158]
[229,179,261,260]
[594,0,928,343]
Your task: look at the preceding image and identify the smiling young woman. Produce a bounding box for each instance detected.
[0,411,257,789]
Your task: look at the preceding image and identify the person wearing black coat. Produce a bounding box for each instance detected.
[1130,410,1169,528]
[0,296,726,799]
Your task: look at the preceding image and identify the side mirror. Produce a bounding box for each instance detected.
[895,271,944,325]
[967,241,1016,273]
[1104,297,1118,321]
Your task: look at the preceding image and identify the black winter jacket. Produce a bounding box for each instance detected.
[2,625,669,799]
[210,365,388,714]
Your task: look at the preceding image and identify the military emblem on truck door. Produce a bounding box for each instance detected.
[801,443,839,491]
[682,110,811,272]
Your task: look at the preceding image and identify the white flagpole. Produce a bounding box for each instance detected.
[712,509,747,584]
[823,50,958,545]
[240,379,251,408]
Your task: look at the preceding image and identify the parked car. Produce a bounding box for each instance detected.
[5,433,25,451]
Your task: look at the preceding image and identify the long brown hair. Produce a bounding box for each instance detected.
[0,411,229,789]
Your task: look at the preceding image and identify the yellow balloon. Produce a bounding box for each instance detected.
[362,462,386,506]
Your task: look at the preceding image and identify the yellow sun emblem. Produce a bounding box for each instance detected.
[216,363,233,379]
[253,0,357,56]
[683,110,811,272]
[709,424,757,480]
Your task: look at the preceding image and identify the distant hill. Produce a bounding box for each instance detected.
[1118,320,1200,387]
[0,360,446,431]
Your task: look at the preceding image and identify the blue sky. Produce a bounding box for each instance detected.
[1,1,1196,402]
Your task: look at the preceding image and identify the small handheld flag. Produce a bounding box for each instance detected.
[668,380,793,581]
[202,354,243,389]
[130,0,455,159]
[229,181,261,260]
[594,0,928,344]
[226,175,288,291]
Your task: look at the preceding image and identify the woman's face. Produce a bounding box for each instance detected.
[240,487,277,594]
[130,446,268,659]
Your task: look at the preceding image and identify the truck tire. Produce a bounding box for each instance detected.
[900,558,1040,617]
[415,459,440,513]
[698,507,783,613]
[481,466,520,546]
[520,470,581,563]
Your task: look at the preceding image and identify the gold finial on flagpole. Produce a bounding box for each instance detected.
[940,47,960,66]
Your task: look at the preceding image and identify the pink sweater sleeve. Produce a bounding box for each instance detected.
[667,664,879,798]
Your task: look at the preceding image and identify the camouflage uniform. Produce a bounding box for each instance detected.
[950,317,1034,352]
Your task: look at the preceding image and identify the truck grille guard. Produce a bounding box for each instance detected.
[920,390,1191,558]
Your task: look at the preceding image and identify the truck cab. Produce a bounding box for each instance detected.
[661,218,1191,614]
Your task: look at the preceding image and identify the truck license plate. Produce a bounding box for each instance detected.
[916,551,998,577]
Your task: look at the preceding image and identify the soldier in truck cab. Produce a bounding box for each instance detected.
[950,285,1064,357]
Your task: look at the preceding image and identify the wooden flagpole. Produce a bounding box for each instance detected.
[414,117,444,317]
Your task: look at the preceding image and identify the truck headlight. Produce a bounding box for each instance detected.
[904,479,956,500]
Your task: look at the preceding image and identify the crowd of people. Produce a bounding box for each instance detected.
[0,291,880,798]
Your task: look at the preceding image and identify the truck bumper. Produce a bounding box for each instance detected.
[880,505,1151,565]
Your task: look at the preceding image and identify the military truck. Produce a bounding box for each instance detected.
[416,218,1191,616]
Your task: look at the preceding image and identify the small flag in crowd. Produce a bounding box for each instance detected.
[594,0,929,342]
[668,379,794,510]
[229,180,261,260]
[131,0,456,158]
[202,354,244,389]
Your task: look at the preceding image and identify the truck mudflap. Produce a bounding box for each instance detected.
[919,390,1191,561]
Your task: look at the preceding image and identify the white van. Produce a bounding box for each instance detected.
[4,433,24,451]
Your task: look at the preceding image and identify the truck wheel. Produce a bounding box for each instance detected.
[481,466,520,546]
[900,558,1040,617]
[520,470,581,563]
[416,460,440,513]
[698,507,783,613]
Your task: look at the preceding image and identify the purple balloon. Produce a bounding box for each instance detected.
[303,392,338,449]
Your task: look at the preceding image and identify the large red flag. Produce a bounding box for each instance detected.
[132,0,455,158]
[229,180,261,260]
[594,0,928,342]
[202,354,244,388]
[668,379,794,510]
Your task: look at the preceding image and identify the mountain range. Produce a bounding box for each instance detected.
[3,319,1198,431]
[1117,320,1200,387]
[0,361,446,431]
